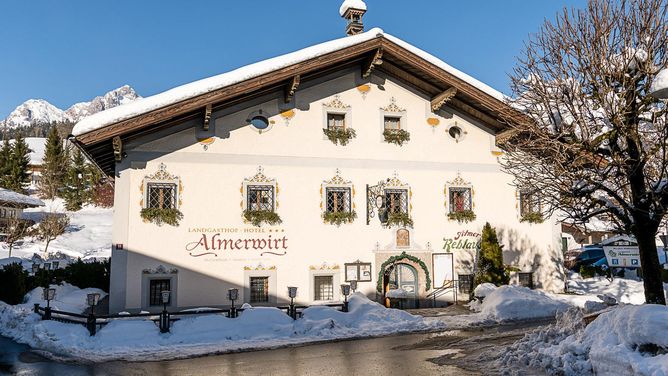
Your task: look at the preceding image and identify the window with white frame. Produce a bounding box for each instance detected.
[383,116,402,131]
[313,275,334,301]
[147,183,177,209]
[250,276,269,303]
[326,187,351,214]
[520,191,541,216]
[385,189,408,215]
[141,163,181,211]
[327,113,346,130]
[242,166,278,213]
[247,185,275,212]
[449,187,472,213]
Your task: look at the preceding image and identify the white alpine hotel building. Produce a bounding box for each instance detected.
[73,2,564,313]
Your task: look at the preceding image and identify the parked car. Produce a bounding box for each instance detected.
[570,245,606,271]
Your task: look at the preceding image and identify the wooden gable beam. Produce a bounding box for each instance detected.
[112,136,123,162]
[284,75,301,103]
[362,48,383,78]
[430,87,457,112]
[203,103,212,130]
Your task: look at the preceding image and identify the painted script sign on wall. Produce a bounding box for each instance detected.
[185,227,288,257]
[442,230,480,252]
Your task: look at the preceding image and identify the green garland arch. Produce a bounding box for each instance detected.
[376,251,431,293]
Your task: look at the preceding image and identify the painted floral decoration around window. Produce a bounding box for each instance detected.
[140,163,184,226]
[381,98,410,146]
[382,173,413,228]
[321,169,356,226]
[242,166,282,227]
[322,96,355,146]
[519,190,544,224]
[445,173,476,223]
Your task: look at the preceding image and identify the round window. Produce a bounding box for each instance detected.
[250,116,269,130]
[448,126,463,141]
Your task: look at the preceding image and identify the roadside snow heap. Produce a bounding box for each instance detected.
[471,285,570,321]
[500,305,668,376]
[0,291,444,362]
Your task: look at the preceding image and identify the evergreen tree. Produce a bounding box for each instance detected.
[474,222,510,287]
[0,139,12,189]
[6,133,31,193]
[38,126,68,199]
[63,148,92,211]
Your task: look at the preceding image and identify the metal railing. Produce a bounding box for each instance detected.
[34,301,346,336]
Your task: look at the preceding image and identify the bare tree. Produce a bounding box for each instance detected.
[3,214,32,258]
[37,213,69,255]
[499,0,668,304]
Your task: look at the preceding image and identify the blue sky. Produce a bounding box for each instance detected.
[0,0,585,118]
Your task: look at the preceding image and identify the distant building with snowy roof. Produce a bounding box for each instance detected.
[72,2,565,313]
[0,188,44,236]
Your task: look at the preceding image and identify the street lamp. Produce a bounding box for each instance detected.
[227,288,239,318]
[340,284,351,312]
[350,280,358,293]
[31,263,39,276]
[86,292,100,336]
[42,287,55,320]
[160,290,171,333]
[287,286,298,319]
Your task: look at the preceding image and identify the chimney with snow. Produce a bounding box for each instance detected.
[340,0,367,36]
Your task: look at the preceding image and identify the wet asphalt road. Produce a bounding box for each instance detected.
[0,319,552,376]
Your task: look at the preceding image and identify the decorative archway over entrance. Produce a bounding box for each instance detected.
[377,251,431,308]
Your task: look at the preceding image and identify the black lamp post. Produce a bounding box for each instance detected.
[159,290,171,333]
[42,287,55,320]
[287,286,298,319]
[86,293,100,336]
[340,284,351,312]
[228,288,239,318]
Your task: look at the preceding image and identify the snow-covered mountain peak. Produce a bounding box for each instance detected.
[3,86,141,128]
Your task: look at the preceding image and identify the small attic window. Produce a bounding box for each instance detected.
[250,116,269,130]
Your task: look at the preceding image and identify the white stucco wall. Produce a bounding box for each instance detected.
[109,70,564,313]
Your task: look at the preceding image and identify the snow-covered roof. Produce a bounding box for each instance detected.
[0,188,44,208]
[9,137,56,166]
[601,235,636,246]
[339,0,367,16]
[72,28,506,137]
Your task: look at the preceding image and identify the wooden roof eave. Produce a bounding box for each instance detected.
[74,38,384,146]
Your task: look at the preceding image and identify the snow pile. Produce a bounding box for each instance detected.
[22,283,107,313]
[500,305,668,376]
[339,0,366,16]
[499,308,591,375]
[0,292,446,362]
[473,283,497,298]
[564,274,668,306]
[475,285,570,321]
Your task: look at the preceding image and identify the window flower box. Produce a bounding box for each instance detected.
[140,208,184,226]
[323,127,356,146]
[243,210,282,227]
[383,129,410,146]
[520,212,544,224]
[385,212,414,228]
[323,210,357,226]
[447,209,476,223]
